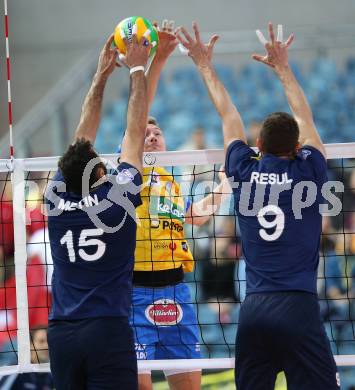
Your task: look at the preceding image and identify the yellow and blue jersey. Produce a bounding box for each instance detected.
[134,166,194,272]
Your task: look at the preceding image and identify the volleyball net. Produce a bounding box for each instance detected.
[0,143,354,375]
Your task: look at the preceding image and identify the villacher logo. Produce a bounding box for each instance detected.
[145,299,183,326]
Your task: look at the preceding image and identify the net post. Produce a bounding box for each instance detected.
[11,159,31,370]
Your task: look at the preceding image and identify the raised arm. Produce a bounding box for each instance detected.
[119,30,151,173]
[74,34,119,143]
[252,23,326,157]
[176,22,247,149]
[185,167,232,225]
[146,20,178,111]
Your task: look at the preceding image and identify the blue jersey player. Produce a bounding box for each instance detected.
[46,32,151,390]
[177,22,340,389]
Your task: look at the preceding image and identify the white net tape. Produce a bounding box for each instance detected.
[0,143,354,374]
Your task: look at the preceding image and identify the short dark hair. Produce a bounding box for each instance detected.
[58,138,106,194]
[259,112,299,156]
[148,116,159,127]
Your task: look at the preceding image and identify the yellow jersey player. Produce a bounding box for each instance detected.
[132,116,226,390]
[125,20,228,390]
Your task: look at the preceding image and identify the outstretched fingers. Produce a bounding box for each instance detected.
[122,36,128,50]
[207,34,219,53]
[268,22,275,44]
[167,20,175,32]
[162,19,168,29]
[179,27,194,45]
[192,21,201,43]
[104,33,115,50]
[251,54,275,68]
[131,24,138,46]
[276,24,283,43]
[251,54,264,62]
[256,29,268,46]
[175,28,190,48]
[285,33,295,48]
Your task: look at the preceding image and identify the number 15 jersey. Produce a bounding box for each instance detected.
[46,162,142,320]
[225,140,328,295]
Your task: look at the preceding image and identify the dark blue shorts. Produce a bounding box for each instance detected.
[235,292,340,390]
[48,317,137,390]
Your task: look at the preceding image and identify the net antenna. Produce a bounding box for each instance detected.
[2,0,32,373]
[3,0,14,165]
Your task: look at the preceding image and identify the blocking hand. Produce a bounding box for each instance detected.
[97,34,121,79]
[124,25,151,69]
[252,22,294,74]
[153,19,179,61]
[176,21,219,69]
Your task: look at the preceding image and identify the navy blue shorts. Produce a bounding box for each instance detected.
[48,317,137,390]
[235,292,340,390]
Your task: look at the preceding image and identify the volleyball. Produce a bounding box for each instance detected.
[114,16,159,57]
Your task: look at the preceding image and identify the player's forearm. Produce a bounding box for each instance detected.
[277,67,317,138]
[126,71,148,151]
[187,182,227,225]
[198,64,246,146]
[146,55,166,112]
[74,73,108,144]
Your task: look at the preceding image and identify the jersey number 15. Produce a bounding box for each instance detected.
[60,228,106,262]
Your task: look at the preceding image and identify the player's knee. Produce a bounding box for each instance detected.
[138,373,153,390]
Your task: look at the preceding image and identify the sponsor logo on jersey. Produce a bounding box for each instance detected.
[116,169,134,184]
[153,241,176,250]
[169,242,177,251]
[153,241,168,250]
[158,202,185,220]
[58,194,99,211]
[150,219,160,228]
[150,173,160,185]
[181,241,189,252]
[162,220,183,232]
[301,149,312,160]
[145,299,183,326]
[134,343,147,360]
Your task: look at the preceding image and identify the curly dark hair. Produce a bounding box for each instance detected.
[58,138,106,194]
[259,112,300,156]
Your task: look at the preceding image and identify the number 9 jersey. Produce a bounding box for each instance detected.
[225,140,328,295]
[45,162,142,320]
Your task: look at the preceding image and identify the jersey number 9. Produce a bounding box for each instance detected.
[257,205,285,242]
